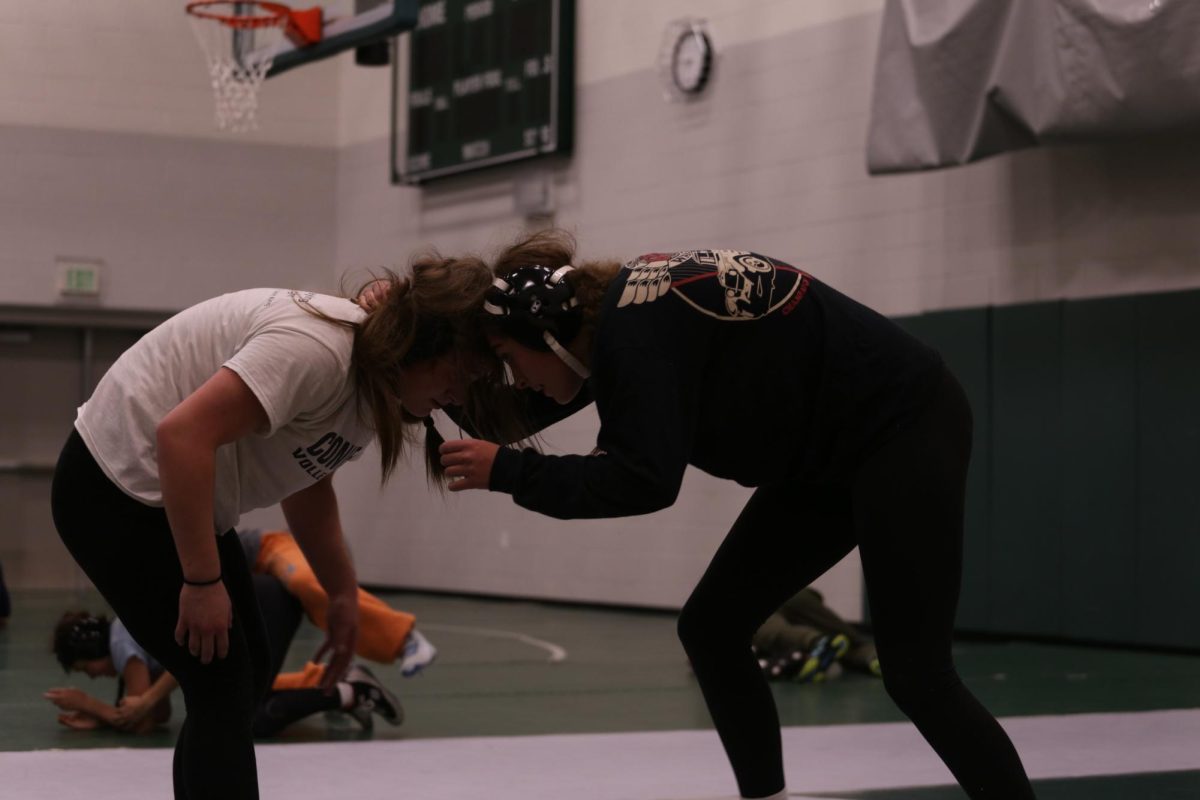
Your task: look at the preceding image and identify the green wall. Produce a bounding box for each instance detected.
[895,289,1200,650]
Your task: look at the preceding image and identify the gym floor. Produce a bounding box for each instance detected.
[2,588,1198,799]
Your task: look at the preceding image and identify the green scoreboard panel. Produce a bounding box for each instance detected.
[393,0,575,184]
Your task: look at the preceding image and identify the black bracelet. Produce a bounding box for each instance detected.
[183,574,222,587]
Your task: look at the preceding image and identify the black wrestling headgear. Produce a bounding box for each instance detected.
[54,613,110,671]
[482,265,589,378]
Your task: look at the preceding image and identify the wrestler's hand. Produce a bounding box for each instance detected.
[314,591,358,690]
[175,582,232,664]
[356,279,391,311]
[114,694,154,730]
[44,687,89,712]
[439,439,500,491]
[57,711,102,731]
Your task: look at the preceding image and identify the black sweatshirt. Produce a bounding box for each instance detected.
[486,250,944,520]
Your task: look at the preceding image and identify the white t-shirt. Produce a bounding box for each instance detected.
[75,289,374,534]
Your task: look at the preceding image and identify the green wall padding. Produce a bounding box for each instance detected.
[989,303,1064,636]
[1135,292,1200,649]
[1060,298,1139,642]
[895,287,1200,650]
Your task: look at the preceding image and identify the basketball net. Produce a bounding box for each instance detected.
[185,2,321,132]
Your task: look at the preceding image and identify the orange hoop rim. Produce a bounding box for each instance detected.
[185,1,291,29]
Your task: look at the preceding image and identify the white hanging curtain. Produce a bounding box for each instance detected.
[866,0,1200,174]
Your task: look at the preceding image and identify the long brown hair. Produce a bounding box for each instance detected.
[301,254,498,484]
[304,231,622,484]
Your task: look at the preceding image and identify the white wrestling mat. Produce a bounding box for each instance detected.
[3,709,1199,800]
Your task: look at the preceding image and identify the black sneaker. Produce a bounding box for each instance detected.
[346,664,404,728]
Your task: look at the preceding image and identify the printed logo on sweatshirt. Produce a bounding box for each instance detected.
[291,432,364,481]
[617,250,809,321]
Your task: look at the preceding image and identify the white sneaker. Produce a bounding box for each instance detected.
[399,629,437,677]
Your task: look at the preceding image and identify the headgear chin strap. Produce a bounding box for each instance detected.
[484,264,590,379]
[541,328,590,379]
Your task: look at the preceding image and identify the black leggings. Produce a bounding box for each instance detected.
[678,369,1036,799]
[250,573,342,738]
[0,559,9,620]
[52,430,270,800]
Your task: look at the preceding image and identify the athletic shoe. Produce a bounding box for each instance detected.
[347,664,404,728]
[399,629,438,677]
[794,634,850,684]
[844,642,883,677]
[345,692,374,732]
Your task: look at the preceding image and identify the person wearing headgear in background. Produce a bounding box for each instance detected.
[49,262,489,800]
[407,229,1036,800]
[45,527,436,737]
[46,576,403,737]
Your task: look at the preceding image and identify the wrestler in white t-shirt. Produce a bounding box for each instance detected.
[76,288,372,534]
[51,267,488,798]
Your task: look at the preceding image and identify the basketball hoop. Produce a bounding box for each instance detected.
[185,1,323,131]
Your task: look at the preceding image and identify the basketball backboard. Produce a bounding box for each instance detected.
[186,0,418,129]
[265,0,417,77]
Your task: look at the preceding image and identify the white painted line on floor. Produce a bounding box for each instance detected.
[421,622,568,662]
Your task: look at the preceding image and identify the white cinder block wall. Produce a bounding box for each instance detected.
[6,1,1200,620]
[0,2,345,309]
[0,1,343,587]
[331,0,1200,617]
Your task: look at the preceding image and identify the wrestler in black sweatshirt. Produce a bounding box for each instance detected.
[489,249,944,519]
[440,234,1035,800]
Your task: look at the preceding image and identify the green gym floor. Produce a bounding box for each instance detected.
[2,588,1198,799]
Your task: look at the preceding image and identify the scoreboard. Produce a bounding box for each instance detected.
[394,0,575,184]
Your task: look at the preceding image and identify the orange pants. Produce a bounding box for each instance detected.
[273,661,327,690]
[255,531,415,668]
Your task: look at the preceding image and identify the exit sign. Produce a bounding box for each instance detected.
[57,260,102,296]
